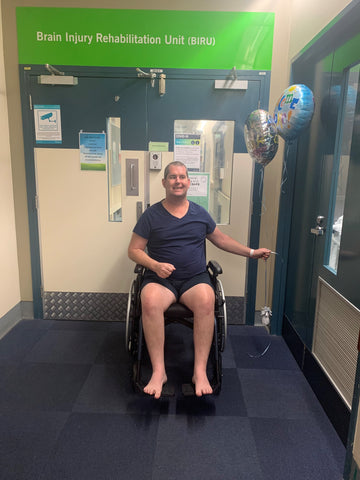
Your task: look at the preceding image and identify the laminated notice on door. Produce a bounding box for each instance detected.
[34,105,62,144]
[174,134,201,171]
[79,132,106,171]
[188,172,210,211]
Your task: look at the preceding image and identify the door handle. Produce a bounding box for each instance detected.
[126,158,139,196]
[310,216,326,236]
[130,164,136,190]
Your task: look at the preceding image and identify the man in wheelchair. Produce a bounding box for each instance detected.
[128,161,270,398]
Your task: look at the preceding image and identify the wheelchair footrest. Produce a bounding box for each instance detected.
[134,380,176,397]
[182,383,196,396]
[161,383,176,397]
[182,379,221,396]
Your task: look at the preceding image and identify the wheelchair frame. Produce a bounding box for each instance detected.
[125,260,227,396]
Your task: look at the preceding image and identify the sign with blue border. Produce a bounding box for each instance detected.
[34,105,62,144]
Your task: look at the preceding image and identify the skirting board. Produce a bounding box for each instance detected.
[0,303,21,340]
[0,301,34,340]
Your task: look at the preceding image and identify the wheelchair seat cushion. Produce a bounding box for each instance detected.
[164,302,193,320]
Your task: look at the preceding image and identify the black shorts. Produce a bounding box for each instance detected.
[141,271,214,301]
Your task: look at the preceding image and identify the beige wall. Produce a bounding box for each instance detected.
[289,0,353,60]
[0,1,21,318]
[1,0,354,316]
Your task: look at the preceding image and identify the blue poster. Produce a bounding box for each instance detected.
[79,132,106,171]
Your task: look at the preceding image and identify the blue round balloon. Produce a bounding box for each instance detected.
[274,84,315,141]
[244,109,278,166]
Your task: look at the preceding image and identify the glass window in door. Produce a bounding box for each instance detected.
[326,64,360,272]
[174,119,235,225]
[107,117,122,222]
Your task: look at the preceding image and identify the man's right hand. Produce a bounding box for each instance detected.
[154,262,176,278]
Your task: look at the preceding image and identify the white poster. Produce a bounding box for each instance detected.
[174,133,201,170]
[34,105,62,144]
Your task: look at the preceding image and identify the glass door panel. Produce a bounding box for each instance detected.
[326,64,360,272]
[174,119,235,224]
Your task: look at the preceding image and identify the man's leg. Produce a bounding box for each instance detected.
[180,283,215,396]
[141,283,176,398]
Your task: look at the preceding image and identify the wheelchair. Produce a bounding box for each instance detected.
[125,260,227,396]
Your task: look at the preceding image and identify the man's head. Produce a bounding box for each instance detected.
[163,161,189,180]
[162,162,191,200]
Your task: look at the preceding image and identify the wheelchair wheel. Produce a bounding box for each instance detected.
[125,279,138,353]
[215,278,227,352]
[213,352,222,395]
[209,333,222,395]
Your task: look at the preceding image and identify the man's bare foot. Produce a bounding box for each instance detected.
[143,372,167,399]
[192,373,213,397]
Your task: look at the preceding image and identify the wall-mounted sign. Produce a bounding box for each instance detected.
[34,104,62,144]
[149,141,169,152]
[174,134,201,171]
[16,8,274,70]
[79,132,106,171]
[188,172,210,211]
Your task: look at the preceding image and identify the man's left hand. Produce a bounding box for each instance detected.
[253,248,271,260]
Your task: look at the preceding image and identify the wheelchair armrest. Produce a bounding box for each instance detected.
[207,260,223,277]
[134,264,145,275]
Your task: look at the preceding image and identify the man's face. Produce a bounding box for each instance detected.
[162,165,191,199]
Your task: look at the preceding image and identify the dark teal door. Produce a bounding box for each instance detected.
[280,37,360,348]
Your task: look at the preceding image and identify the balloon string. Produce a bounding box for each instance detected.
[259,166,267,215]
[247,258,272,359]
[280,143,290,193]
[281,159,288,193]
[264,257,268,305]
[248,341,271,358]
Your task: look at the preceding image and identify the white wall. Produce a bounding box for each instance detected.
[0,2,21,318]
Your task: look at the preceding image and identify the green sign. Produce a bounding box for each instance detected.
[188,172,210,211]
[16,7,274,70]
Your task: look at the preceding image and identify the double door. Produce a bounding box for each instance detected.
[20,66,267,318]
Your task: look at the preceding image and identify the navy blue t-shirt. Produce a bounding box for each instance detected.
[133,201,216,280]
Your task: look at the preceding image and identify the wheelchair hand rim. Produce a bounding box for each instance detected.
[217,278,227,352]
[125,280,136,351]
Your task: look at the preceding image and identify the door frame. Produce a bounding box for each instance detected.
[19,65,271,319]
